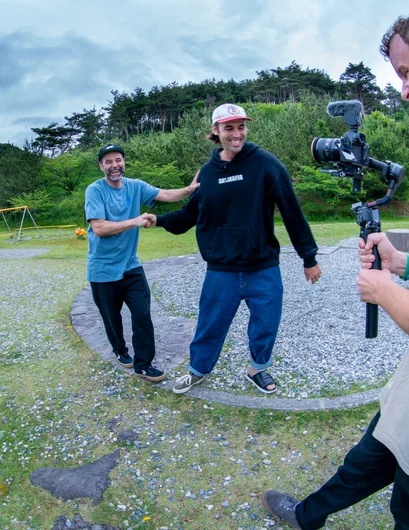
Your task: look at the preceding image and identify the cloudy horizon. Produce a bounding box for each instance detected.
[2,0,408,147]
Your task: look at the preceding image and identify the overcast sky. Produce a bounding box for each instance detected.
[2,0,409,147]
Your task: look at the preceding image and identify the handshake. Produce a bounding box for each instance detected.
[134,213,157,228]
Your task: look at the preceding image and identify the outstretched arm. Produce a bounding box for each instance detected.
[358,233,409,334]
[152,189,200,235]
[90,214,152,236]
[155,172,200,203]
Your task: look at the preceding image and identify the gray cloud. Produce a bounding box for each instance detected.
[0,29,157,144]
[1,30,152,96]
[177,35,267,81]
[1,0,408,146]
[12,116,52,126]
[219,0,268,22]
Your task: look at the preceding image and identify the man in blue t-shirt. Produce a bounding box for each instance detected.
[85,143,199,382]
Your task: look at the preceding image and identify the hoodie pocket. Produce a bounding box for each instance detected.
[204,227,260,262]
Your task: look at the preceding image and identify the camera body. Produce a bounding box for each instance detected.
[311,101,370,192]
[311,100,404,195]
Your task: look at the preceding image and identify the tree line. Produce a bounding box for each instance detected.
[2,92,409,229]
[27,61,408,157]
[2,58,409,228]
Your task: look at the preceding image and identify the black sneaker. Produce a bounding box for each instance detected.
[134,365,167,382]
[261,490,301,529]
[114,351,134,368]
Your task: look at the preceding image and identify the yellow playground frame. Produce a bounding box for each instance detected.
[0,206,42,242]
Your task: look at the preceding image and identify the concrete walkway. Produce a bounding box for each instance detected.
[70,248,382,412]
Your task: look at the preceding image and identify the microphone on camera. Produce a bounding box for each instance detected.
[327,100,363,118]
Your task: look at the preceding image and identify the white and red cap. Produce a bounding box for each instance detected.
[212,103,253,124]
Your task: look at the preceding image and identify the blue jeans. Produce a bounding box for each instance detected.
[189,266,283,376]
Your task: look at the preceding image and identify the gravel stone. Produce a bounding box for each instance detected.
[30,450,120,503]
[0,247,50,259]
[51,513,119,530]
[117,430,139,442]
[152,238,408,398]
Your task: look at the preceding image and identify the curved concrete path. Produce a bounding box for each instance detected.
[70,250,382,412]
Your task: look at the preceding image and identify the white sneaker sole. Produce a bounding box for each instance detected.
[116,358,134,368]
[135,372,167,383]
[173,377,204,394]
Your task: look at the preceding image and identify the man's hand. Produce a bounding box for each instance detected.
[304,264,322,284]
[359,233,406,276]
[135,213,152,228]
[358,268,392,304]
[155,171,200,203]
[187,171,200,194]
[143,213,157,228]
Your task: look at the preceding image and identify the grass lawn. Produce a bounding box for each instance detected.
[0,220,405,529]
[3,217,409,260]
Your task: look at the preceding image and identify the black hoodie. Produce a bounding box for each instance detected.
[156,142,318,272]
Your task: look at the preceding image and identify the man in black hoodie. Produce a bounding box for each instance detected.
[145,103,321,394]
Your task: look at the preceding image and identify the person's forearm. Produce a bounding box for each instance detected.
[91,219,138,237]
[156,187,192,202]
[156,211,196,234]
[156,172,199,202]
[390,249,408,277]
[376,282,409,335]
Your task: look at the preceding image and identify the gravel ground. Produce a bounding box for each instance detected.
[0,251,395,528]
[0,258,85,366]
[1,241,407,400]
[153,238,408,398]
[0,248,50,259]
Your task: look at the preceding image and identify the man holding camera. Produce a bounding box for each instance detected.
[144,103,321,395]
[261,16,409,529]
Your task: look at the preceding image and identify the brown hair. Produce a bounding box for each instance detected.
[380,16,409,58]
[207,123,220,145]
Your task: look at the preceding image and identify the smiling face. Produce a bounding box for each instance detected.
[99,151,125,186]
[389,34,409,101]
[212,119,247,161]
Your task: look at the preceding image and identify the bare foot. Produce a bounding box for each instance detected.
[247,365,276,392]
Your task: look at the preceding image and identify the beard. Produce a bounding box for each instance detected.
[105,167,124,182]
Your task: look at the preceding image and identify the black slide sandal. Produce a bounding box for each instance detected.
[246,371,277,394]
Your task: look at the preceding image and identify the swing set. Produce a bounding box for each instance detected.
[0,206,42,242]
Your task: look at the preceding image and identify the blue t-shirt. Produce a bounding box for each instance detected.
[85,177,160,282]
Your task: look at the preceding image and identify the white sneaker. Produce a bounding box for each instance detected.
[173,372,205,394]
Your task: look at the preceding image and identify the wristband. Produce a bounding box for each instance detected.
[400,253,409,281]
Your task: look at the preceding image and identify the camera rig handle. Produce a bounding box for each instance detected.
[351,157,404,338]
[312,100,405,339]
[352,202,382,338]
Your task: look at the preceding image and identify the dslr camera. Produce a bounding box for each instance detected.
[311,100,405,339]
[311,100,404,195]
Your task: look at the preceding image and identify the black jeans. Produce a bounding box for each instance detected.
[296,412,409,530]
[90,266,155,370]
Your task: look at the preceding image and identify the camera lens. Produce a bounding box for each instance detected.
[311,137,341,164]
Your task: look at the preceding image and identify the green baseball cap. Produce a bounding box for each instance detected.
[98,143,125,161]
